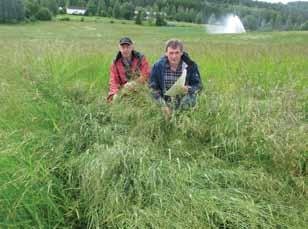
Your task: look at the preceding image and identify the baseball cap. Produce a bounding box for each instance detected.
[119,37,133,45]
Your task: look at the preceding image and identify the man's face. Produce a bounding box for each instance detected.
[166,46,183,66]
[119,44,133,59]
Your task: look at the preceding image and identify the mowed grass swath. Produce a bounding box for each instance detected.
[0,18,307,228]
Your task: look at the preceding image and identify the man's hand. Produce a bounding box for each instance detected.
[135,75,146,84]
[123,81,137,92]
[107,94,117,103]
[182,85,189,94]
[162,106,172,120]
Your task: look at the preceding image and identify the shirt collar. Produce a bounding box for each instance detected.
[166,60,184,71]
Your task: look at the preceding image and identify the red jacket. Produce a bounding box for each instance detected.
[108,51,150,101]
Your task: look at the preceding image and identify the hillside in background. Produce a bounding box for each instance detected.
[1,0,308,31]
[58,0,308,30]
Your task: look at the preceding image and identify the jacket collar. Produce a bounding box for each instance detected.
[114,50,141,62]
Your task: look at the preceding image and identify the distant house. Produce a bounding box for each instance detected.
[66,6,86,15]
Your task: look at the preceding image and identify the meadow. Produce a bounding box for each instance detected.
[0,16,307,228]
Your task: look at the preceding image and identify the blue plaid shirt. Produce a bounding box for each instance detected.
[164,61,183,91]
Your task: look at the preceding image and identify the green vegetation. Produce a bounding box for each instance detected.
[57,0,308,31]
[24,0,57,21]
[0,0,25,23]
[63,0,308,31]
[1,0,308,31]
[0,20,307,228]
[36,7,53,21]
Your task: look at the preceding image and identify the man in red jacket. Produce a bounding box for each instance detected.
[107,37,151,102]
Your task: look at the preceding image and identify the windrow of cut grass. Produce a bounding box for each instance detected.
[0,21,307,228]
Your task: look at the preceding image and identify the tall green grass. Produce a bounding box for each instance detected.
[0,21,307,228]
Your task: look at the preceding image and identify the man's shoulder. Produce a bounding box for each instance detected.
[133,50,150,61]
[182,52,197,67]
[153,56,167,67]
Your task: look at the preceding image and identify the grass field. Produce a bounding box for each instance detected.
[0,16,308,228]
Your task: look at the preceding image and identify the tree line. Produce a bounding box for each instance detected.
[0,0,57,22]
[1,0,308,31]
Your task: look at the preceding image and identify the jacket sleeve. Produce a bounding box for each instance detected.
[107,63,120,101]
[187,63,203,95]
[149,63,163,101]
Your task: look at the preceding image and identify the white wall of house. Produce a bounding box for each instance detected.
[66,8,86,15]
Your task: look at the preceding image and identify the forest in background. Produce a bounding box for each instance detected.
[1,0,308,31]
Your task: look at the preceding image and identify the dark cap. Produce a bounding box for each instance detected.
[119,37,133,45]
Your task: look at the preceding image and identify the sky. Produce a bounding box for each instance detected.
[255,0,308,3]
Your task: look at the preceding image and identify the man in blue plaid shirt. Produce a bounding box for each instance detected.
[149,39,203,116]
